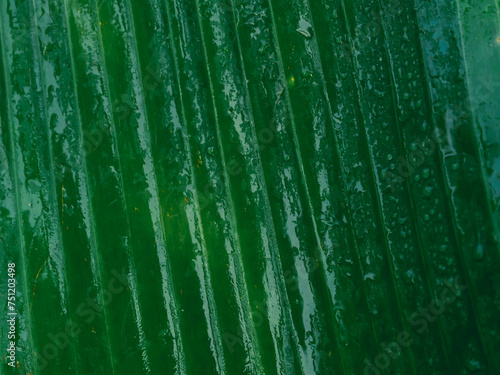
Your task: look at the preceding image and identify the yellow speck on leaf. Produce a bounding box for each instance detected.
[31,253,52,309]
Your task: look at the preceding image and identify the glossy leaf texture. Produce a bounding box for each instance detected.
[1,0,499,374]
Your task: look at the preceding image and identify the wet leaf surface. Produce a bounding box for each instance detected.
[0,0,499,374]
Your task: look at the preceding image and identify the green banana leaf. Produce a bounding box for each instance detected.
[1,0,499,374]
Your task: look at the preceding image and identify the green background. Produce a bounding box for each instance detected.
[0,0,499,374]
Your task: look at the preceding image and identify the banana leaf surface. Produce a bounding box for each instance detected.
[0,0,499,374]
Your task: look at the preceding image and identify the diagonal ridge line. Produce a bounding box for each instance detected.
[91,0,152,371]
[61,0,116,372]
[0,11,38,375]
[191,0,302,372]
[161,0,265,371]
[232,0,350,373]
[412,0,496,369]
[121,0,190,372]
[28,0,81,372]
